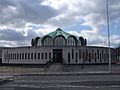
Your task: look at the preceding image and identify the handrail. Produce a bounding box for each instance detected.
[44,58,54,70]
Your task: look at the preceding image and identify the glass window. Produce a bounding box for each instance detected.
[22,53,24,59]
[34,53,36,59]
[45,53,47,59]
[76,53,78,63]
[43,36,53,46]
[54,36,66,46]
[25,53,27,59]
[41,53,44,59]
[79,49,81,59]
[89,53,91,62]
[38,53,40,59]
[97,50,99,59]
[31,53,33,59]
[13,54,14,60]
[95,53,97,62]
[68,53,70,63]
[67,36,76,46]
[100,53,102,62]
[28,53,30,59]
[17,53,19,59]
[14,54,16,59]
[49,53,51,59]
[72,49,74,59]
[20,53,21,59]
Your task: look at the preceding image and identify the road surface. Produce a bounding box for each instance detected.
[0,74,120,90]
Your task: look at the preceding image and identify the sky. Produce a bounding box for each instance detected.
[0,0,120,47]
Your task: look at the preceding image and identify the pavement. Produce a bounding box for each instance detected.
[0,64,120,77]
[0,64,120,90]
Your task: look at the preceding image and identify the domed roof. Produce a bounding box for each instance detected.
[32,28,87,46]
[43,28,73,39]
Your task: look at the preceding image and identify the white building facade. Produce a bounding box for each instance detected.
[2,46,116,65]
[2,28,116,65]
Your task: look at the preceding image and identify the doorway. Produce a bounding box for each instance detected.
[53,49,62,63]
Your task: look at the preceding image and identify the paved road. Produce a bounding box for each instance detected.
[0,75,120,90]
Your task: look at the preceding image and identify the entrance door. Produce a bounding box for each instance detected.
[53,49,62,63]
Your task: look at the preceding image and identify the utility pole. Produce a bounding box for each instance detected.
[106,0,111,72]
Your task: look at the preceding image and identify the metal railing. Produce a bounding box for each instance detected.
[44,58,54,71]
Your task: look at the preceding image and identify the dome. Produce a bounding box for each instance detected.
[32,28,87,46]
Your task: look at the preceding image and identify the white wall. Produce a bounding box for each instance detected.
[2,46,116,64]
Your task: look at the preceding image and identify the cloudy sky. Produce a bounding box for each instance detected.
[0,0,120,47]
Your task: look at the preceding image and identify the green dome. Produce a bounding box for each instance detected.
[43,28,73,39]
[32,28,87,46]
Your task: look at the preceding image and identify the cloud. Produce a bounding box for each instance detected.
[0,0,59,28]
[0,0,120,47]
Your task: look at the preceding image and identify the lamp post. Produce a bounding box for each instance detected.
[106,0,111,72]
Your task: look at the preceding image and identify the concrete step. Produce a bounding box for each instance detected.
[45,63,63,72]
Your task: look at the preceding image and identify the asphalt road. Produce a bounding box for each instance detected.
[0,75,120,90]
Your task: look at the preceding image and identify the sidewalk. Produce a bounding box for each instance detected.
[0,64,120,76]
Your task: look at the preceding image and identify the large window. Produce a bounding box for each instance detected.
[31,53,33,59]
[67,36,76,46]
[76,53,78,63]
[41,53,44,59]
[38,53,40,59]
[28,53,30,59]
[43,36,53,46]
[54,36,66,46]
[25,53,27,59]
[79,49,81,59]
[34,53,36,59]
[45,53,47,59]
[68,53,70,63]
[72,49,74,59]
[49,53,51,59]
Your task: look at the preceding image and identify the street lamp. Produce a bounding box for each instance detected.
[106,0,111,72]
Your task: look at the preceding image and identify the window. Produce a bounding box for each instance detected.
[83,52,85,62]
[45,53,47,59]
[86,49,88,61]
[54,36,66,46]
[76,53,78,63]
[20,53,21,59]
[25,53,27,59]
[88,53,91,62]
[15,54,16,59]
[67,36,76,46]
[22,53,24,59]
[41,53,44,59]
[49,53,51,59]
[102,50,104,60]
[95,53,97,62]
[92,49,94,59]
[34,53,36,59]
[100,53,102,62]
[9,54,11,59]
[13,54,15,60]
[38,53,40,59]
[43,36,53,46]
[17,53,19,59]
[97,50,99,59]
[79,49,81,59]
[104,53,106,62]
[28,53,30,59]
[31,53,33,59]
[72,49,74,59]
[68,53,70,63]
